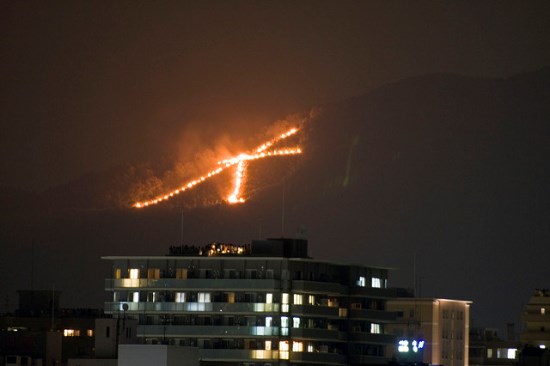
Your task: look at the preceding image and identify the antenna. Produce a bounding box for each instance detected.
[413,250,417,296]
[50,284,55,331]
[180,208,184,246]
[281,181,285,237]
[31,240,35,291]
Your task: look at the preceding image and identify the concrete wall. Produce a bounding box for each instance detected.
[118,345,199,366]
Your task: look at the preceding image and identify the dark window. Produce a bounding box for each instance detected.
[106,326,110,338]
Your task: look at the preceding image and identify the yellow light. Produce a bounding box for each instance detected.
[133,127,302,208]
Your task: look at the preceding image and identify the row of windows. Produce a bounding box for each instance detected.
[442,329,464,340]
[442,309,464,320]
[63,328,93,337]
[116,268,387,287]
[115,291,347,308]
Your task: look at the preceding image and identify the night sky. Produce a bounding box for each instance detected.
[1,1,550,333]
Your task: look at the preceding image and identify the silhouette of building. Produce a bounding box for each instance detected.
[102,238,403,365]
[0,290,100,364]
[469,327,520,366]
[520,289,550,349]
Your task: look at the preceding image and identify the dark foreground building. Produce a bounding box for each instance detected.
[103,238,403,365]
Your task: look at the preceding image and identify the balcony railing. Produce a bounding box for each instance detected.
[291,280,346,295]
[290,351,347,365]
[137,325,279,337]
[348,308,397,322]
[290,304,339,318]
[105,278,281,290]
[348,332,395,344]
[290,328,347,342]
[105,301,280,314]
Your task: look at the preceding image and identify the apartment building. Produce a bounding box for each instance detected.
[102,238,400,365]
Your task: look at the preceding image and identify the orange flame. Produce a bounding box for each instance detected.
[133,127,302,208]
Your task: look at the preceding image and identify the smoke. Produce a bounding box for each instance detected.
[125,110,320,210]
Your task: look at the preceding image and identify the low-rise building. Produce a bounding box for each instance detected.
[386,297,471,366]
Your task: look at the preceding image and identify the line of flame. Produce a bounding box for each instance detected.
[134,127,301,208]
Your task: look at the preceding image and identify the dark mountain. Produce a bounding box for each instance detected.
[1,68,549,331]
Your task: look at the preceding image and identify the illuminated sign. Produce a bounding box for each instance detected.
[398,339,425,353]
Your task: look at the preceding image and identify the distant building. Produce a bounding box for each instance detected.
[0,290,110,364]
[469,327,520,366]
[102,238,403,366]
[520,289,550,349]
[386,298,471,366]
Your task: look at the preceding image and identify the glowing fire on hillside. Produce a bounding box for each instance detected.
[133,127,302,208]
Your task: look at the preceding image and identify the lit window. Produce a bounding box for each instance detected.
[293,294,303,305]
[487,349,493,358]
[266,293,273,304]
[308,295,315,305]
[540,345,546,349]
[282,304,289,312]
[542,308,546,315]
[114,268,122,279]
[265,340,272,350]
[282,293,289,304]
[279,341,289,359]
[227,292,235,303]
[132,292,139,303]
[281,316,289,328]
[371,277,382,288]
[175,268,187,279]
[293,317,300,328]
[307,343,314,352]
[87,329,93,337]
[129,269,140,279]
[507,349,517,359]
[370,323,381,334]
[266,317,273,327]
[292,341,303,352]
[357,276,366,287]
[198,292,211,303]
[175,292,186,303]
[339,308,348,317]
[63,329,80,337]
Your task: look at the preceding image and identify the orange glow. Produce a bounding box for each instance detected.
[133,127,302,208]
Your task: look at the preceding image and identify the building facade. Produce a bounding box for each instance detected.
[520,288,550,349]
[103,238,401,365]
[386,298,471,366]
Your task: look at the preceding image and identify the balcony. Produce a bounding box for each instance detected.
[290,352,347,365]
[291,304,339,318]
[291,280,346,295]
[349,286,398,298]
[105,278,281,290]
[348,308,397,322]
[290,328,347,342]
[105,301,280,314]
[348,332,395,344]
[137,325,279,337]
